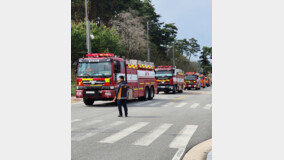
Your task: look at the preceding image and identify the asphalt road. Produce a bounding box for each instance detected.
[72,86,212,160]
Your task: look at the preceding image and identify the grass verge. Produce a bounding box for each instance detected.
[71,70,76,96]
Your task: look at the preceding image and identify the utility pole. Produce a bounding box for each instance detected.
[84,0,91,54]
[172,42,175,67]
[147,21,150,62]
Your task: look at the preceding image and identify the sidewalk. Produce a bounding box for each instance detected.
[71,96,82,103]
[182,139,212,160]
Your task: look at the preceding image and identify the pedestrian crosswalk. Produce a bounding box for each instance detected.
[99,122,149,143]
[72,120,199,150]
[71,119,82,123]
[175,102,187,108]
[71,103,211,150]
[203,104,212,110]
[72,119,103,131]
[133,123,173,146]
[131,100,211,110]
[72,121,125,141]
[168,125,198,149]
[190,103,200,108]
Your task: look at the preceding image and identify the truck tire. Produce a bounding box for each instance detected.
[143,87,149,101]
[83,98,94,106]
[164,90,169,94]
[173,86,176,94]
[148,87,154,100]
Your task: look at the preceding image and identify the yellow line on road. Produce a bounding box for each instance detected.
[170,94,190,103]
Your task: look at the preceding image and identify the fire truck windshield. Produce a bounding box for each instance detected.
[77,62,112,77]
[185,75,196,80]
[155,70,173,79]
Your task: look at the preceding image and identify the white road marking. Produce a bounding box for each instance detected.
[99,122,149,143]
[134,101,152,106]
[72,121,125,141]
[162,102,174,107]
[72,120,103,131]
[169,125,198,149]
[133,123,172,146]
[203,104,212,110]
[175,102,188,108]
[171,148,185,160]
[71,119,82,123]
[190,103,200,108]
[149,101,161,106]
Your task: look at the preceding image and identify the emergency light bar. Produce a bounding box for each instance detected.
[86,53,114,57]
[186,72,195,75]
[157,66,173,68]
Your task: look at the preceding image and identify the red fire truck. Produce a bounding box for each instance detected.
[75,53,157,106]
[184,72,201,90]
[155,66,184,94]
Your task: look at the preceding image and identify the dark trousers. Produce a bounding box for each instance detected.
[117,99,128,116]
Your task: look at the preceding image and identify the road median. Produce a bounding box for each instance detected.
[182,139,212,160]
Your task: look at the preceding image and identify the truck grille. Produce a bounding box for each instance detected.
[82,80,105,85]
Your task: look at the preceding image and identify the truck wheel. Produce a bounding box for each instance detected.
[164,90,169,94]
[83,98,94,106]
[148,87,154,100]
[178,89,183,93]
[143,87,149,101]
[173,86,176,94]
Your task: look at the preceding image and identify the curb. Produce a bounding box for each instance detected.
[206,150,212,160]
[182,139,212,160]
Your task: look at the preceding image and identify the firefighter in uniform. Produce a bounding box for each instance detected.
[112,76,129,117]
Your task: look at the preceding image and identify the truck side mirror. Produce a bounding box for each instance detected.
[73,60,78,73]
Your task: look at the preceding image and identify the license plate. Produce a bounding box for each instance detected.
[86,91,95,94]
[161,86,165,88]
[105,92,111,96]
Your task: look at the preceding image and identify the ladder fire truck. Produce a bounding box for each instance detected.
[155,66,184,94]
[75,53,157,106]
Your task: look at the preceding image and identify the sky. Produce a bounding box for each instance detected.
[151,0,212,61]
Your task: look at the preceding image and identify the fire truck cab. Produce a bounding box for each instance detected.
[199,74,206,88]
[75,53,157,106]
[155,66,184,94]
[184,72,201,90]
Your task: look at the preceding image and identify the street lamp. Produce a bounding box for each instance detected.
[84,0,91,54]
[172,42,175,67]
[147,21,150,62]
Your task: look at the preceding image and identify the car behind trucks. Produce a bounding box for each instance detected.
[184,72,201,90]
[155,66,184,94]
[75,53,157,106]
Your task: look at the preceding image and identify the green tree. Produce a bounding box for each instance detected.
[199,46,212,74]
[188,38,200,62]
[71,21,123,63]
[161,23,178,47]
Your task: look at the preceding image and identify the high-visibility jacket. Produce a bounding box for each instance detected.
[115,81,129,100]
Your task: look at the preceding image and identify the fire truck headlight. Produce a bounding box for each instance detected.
[110,86,114,89]
[76,91,82,96]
